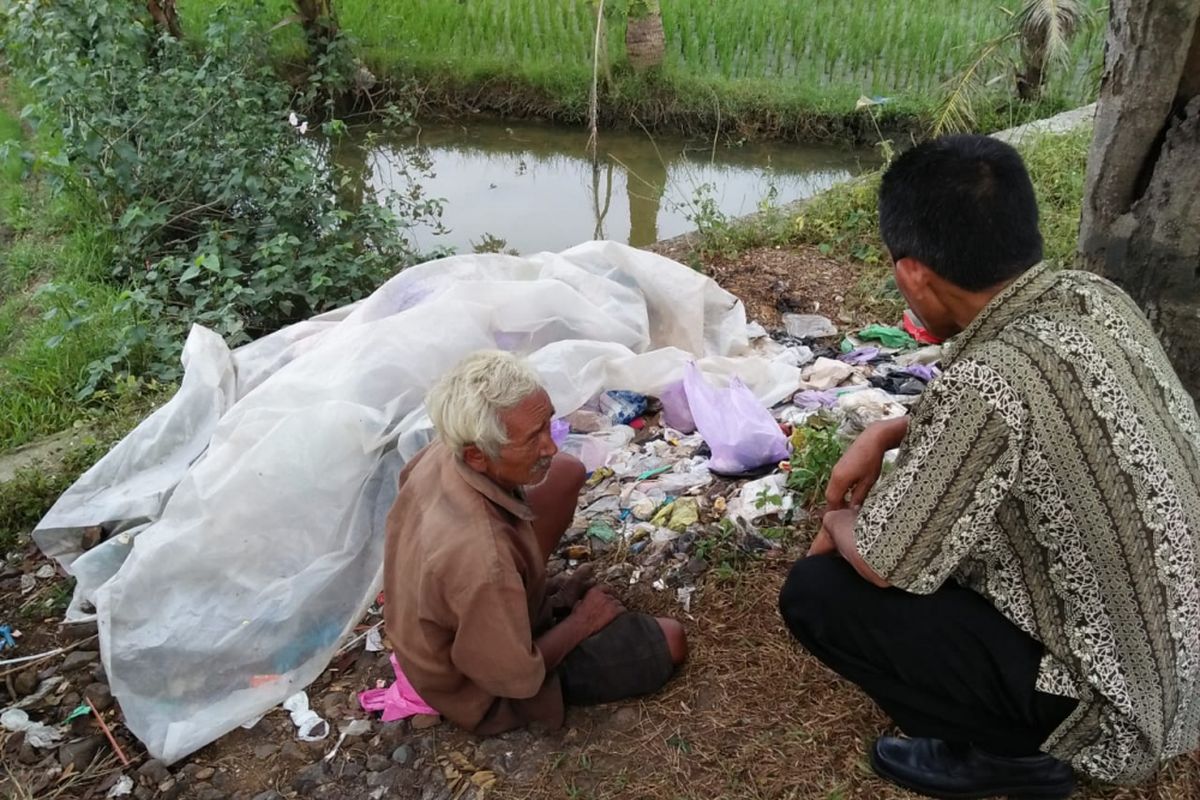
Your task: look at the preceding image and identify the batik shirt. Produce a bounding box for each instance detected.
[855,263,1200,783]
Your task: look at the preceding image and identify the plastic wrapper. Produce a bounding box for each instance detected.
[683,362,790,475]
[837,388,909,434]
[560,426,636,473]
[30,242,803,764]
[734,474,795,522]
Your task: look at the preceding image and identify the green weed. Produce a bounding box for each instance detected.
[693,518,762,580]
[786,418,847,507]
[1020,127,1092,267]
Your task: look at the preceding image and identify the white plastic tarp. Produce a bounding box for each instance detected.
[32,241,801,763]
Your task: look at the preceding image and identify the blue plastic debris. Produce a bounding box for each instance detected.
[598,391,647,425]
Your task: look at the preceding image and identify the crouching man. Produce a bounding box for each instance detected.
[384,350,687,734]
[779,135,1200,798]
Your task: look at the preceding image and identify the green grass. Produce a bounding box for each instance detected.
[678,126,1092,318]
[0,93,170,546]
[788,126,1093,315]
[0,95,152,452]
[180,0,1107,138]
[0,381,170,551]
[0,109,21,183]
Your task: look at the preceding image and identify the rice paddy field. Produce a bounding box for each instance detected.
[184,0,1109,138]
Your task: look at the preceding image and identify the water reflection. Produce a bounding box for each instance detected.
[354,120,873,255]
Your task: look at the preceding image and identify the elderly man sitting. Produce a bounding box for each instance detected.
[383,350,688,734]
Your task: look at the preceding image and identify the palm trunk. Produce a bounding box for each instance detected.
[146,0,183,39]
[1016,27,1048,100]
[626,1,665,71]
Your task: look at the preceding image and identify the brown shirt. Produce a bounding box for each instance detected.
[383,440,563,733]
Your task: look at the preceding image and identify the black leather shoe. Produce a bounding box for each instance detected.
[870,736,1076,799]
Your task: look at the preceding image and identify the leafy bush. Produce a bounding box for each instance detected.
[1,0,442,390]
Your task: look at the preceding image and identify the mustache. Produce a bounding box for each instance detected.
[533,457,554,472]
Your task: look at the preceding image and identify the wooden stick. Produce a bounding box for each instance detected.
[586,0,606,164]
[86,697,131,767]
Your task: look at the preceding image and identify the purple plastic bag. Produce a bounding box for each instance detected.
[793,389,839,410]
[551,418,570,446]
[682,363,789,475]
[659,380,696,433]
[837,346,881,365]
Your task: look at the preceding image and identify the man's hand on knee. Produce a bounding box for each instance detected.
[807,525,836,556]
[547,563,595,610]
[572,585,625,635]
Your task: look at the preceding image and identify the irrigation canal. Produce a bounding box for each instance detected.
[335,119,876,255]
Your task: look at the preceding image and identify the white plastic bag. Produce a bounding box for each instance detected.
[282,691,329,742]
[0,709,64,748]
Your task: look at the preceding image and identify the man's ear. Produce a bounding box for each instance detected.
[894,256,935,301]
[461,444,489,474]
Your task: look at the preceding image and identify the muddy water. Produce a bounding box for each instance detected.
[348,119,875,255]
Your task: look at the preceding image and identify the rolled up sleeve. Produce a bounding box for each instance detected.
[450,574,547,700]
[855,364,1024,593]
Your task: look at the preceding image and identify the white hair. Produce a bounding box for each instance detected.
[426,350,544,459]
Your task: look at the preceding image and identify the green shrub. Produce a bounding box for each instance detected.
[2,0,442,391]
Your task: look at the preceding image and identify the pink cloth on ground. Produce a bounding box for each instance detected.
[358,653,438,721]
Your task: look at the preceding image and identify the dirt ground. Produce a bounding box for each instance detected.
[2,247,1198,800]
[651,241,880,331]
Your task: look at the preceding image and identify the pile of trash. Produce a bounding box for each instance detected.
[18,242,943,766]
[547,312,944,608]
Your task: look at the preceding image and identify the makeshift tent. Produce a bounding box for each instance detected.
[32,242,801,763]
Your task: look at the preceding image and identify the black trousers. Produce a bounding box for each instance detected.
[778,555,1077,757]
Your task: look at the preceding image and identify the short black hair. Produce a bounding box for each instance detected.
[878,134,1043,292]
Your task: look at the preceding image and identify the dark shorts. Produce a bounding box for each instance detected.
[559,612,676,706]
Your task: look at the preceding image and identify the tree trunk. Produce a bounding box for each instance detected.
[626,1,665,71]
[294,0,339,60]
[1016,26,1048,100]
[1079,0,1200,396]
[146,0,183,39]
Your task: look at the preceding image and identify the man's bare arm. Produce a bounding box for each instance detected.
[535,585,623,670]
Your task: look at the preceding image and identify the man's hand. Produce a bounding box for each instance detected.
[536,584,625,671]
[807,525,836,556]
[546,563,594,610]
[825,416,909,510]
[814,507,890,588]
[571,585,625,637]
